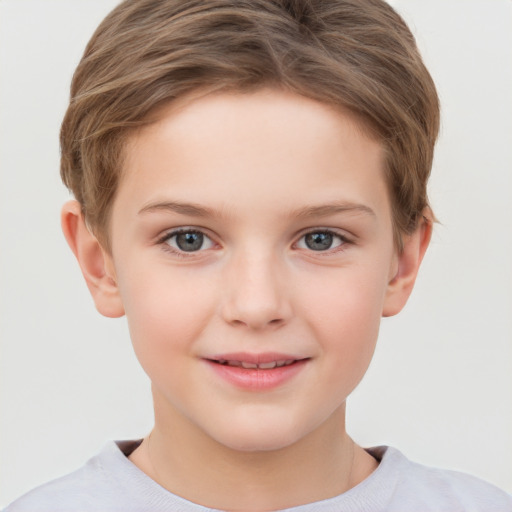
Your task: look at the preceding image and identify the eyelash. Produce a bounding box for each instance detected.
[295,229,352,254]
[156,227,352,258]
[156,228,216,259]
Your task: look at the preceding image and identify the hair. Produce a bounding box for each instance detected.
[60,0,440,250]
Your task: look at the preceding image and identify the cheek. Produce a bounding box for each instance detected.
[117,265,216,374]
[299,264,388,379]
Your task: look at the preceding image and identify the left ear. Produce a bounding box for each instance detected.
[382,211,432,317]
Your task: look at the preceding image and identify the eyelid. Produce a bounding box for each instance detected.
[294,228,353,252]
[155,226,353,257]
[156,226,218,256]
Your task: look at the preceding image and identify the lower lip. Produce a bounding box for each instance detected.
[205,359,308,391]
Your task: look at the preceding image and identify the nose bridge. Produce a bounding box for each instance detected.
[221,245,291,329]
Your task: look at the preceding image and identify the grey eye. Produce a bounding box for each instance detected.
[175,232,203,251]
[305,232,333,251]
[297,231,345,252]
[166,230,214,252]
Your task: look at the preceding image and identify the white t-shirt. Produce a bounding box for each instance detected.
[4,440,512,512]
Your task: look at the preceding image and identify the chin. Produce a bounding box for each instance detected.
[208,416,309,453]
[218,434,299,453]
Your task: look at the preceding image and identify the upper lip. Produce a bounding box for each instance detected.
[205,352,309,369]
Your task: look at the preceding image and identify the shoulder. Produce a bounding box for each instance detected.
[3,440,208,512]
[3,441,145,512]
[4,460,100,512]
[368,446,512,512]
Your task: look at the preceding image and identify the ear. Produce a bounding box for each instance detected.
[382,211,432,317]
[61,200,125,318]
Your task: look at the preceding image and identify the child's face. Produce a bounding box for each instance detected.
[104,89,401,451]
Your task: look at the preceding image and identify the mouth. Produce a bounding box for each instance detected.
[209,358,299,369]
[204,354,310,390]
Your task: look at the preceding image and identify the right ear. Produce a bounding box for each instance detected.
[61,200,125,318]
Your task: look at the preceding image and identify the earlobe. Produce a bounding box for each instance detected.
[382,212,432,317]
[61,200,125,318]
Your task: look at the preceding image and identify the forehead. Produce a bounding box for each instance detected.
[117,89,390,224]
[137,88,380,160]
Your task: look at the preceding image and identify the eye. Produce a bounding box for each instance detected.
[162,229,215,253]
[296,230,347,252]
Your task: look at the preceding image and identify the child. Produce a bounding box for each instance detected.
[4,0,511,510]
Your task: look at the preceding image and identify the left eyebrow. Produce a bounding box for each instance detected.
[289,202,376,220]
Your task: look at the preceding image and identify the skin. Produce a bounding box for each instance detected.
[62,89,431,510]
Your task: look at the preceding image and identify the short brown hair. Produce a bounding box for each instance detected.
[60,0,440,249]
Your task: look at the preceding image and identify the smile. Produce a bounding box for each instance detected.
[213,359,297,369]
[204,354,309,390]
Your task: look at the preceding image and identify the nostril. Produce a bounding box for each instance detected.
[227,317,285,328]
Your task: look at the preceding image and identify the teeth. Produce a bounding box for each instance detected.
[258,361,277,369]
[241,361,258,369]
[215,359,299,369]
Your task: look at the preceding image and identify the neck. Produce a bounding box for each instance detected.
[130,397,377,510]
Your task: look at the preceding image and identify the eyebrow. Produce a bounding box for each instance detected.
[138,200,376,219]
[290,202,376,220]
[138,201,218,217]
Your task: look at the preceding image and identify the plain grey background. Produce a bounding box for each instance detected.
[1,0,511,506]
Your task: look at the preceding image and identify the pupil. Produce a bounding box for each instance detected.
[176,232,203,251]
[305,232,333,251]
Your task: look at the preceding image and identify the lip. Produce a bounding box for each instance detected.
[204,352,309,391]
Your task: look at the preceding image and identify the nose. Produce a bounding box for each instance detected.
[220,251,292,330]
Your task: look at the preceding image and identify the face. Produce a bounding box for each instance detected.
[106,89,399,452]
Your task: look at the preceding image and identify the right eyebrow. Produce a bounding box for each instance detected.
[138,200,221,218]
